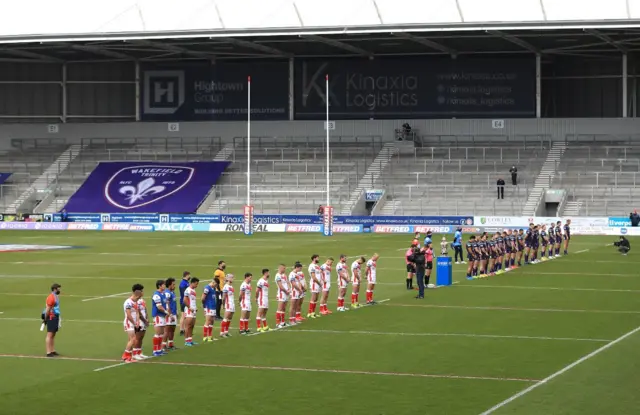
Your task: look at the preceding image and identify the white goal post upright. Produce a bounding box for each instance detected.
[323,74,334,237]
[244,75,253,236]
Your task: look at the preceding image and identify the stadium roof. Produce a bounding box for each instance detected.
[2,0,640,62]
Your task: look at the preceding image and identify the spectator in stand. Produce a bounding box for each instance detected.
[509,165,518,186]
[497,178,505,199]
[630,209,640,227]
[60,209,68,222]
[317,205,324,215]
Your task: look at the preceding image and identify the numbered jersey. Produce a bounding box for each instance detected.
[366,259,377,283]
[123,298,138,330]
[336,261,349,288]
[308,263,322,292]
[320,263,332,291]
[256,278,269,308]
[239,282,252,311]
[351,260,362,284]
[223,283,235,311]
[275,272,289,301]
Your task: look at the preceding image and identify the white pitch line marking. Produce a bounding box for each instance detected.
[93,362,129,372]
[384,303,640,314]
[456,285,640,294]
[479,324,640,414]
[0,354,539,383]
[82,292,131,302]
[273,329,611,343]
[574,249,589,254]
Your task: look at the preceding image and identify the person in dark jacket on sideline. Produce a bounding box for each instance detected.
[497,178,505,199]
[408,247,426,299]
[629,209,640,227]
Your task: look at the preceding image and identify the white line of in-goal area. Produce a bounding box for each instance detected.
[82,292,131,302]
[478,324,640,414]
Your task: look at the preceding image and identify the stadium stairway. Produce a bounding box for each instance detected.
[562,200,583,215]
[198,143,238,214]
[339,143,399,215]
[521,142,567,216]
[7,143,85,213]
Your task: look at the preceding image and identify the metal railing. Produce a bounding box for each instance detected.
[566,186,640,201]
[387,199,524,216]
[386,183,530,201]
[411,147,547,163]
[417,134,552,148]
[553,172,640,188]
[232,135,383,148]
[229,147,378,162]
[211,199,348,215]
[380,172,532,188]
[220,172,355,188]
[215,185,352,200]
[80,137,222,151]
[387,159,541,174]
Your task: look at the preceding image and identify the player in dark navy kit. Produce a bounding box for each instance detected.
[477,235,488,277]
[546,223,555,258]
[503,231,513,270]
[524,223,534,264]
[516,229,525,266]
[531,225,540,264]
[554,221,563,257]
[466,236,477,280]
[540,225,549,261]
[563,219,572,255]
[494,232,504,273]
[488,235,498,275]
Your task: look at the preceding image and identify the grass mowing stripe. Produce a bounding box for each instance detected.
[386,304,640,314]
[0,318,612,342]
[455,285,640,293]
[478,324,640,414]
[0,354,540,383]
[273,329,612,342]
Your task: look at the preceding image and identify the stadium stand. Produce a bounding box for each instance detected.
[553,135,640,216]
[37,137,222,213]
[206,136,382,214]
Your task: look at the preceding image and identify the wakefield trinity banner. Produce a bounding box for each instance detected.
[63,162,229,213]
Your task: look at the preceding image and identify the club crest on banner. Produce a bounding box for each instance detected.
[104,165,195,210]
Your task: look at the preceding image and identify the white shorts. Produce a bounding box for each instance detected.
[204,307,216,317]
[225,303,236,313]
[322,281,331,292]
[166,315,177,326]
[124,319,136,332]
[367,276,377,285]
[310,280,321,293]
[153,315,166,327]
[338,277,348,289]
[352,278,360,286]
[277,293,289,302]
[241,303,252,312]
[291,292,300,300]
[183,308,196,318]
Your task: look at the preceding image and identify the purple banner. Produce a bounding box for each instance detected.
[0,173,11,185]
[0,222,68,230]
[64,162,230,213]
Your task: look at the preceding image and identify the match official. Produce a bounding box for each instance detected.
[214,261,226,320]
[453,227,463,264]
[408,247,426,299]
[43,283,62,357]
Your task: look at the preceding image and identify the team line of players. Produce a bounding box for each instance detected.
[464,220,571,279]
[120,254,380,362]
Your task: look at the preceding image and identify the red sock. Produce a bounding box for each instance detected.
[220,322,225,335]
[308,303,314,314]
[262,318,267,327]
[290,316,295,323]
[152,336,159,352]
[295,312,301,318]
[203,326,208,337]
[256,319,262,329]
[209,326,214,337]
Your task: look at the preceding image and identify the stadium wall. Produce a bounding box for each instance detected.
[3,118,640,151]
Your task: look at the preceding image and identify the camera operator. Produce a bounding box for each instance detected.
[408,246,426,299]
[614,236,631,255]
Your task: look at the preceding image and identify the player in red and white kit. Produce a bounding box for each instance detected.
[307,254,323,318]
[351,256,365,308]
[297,267,307,321]
[135,294,149,359]
[221,274,235,337]
[122,284,143,362]
[289,263,303,324]
[274,264,289,328]
[336,255,349,312]
[239,273,253,335]
[255,268,270,332]
[182,277,199,346]
[365,253,379,304]
[319,257,334,315]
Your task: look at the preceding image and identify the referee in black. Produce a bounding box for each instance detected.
[409,246,426,299]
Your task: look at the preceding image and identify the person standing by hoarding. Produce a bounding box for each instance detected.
[452,227,464,264]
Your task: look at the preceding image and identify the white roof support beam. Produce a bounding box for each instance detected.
[70,44,135,60]
[584,29,628,53]
[223,38,291,57]
[394,33,456,55]
[133,40,216,59]
[0,48,62,62]
[304,35,373,57]
[488,31,539,53]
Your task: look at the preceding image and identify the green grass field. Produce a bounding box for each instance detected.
[0,231,639,415]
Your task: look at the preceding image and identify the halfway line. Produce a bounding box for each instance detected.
[0,354,539,383]
[384,303,640,314]
[479,324,640,414]
[82,292,130,302]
